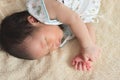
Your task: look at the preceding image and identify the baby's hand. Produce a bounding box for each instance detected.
[72,55,92,71]
[72,45,101,71]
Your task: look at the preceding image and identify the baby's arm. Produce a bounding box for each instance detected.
[51,1,100,70]
[52,1,94,49]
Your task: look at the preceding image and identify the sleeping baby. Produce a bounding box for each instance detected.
[0,0,101,71]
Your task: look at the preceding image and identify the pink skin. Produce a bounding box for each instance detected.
[22,16,64,59]
[23,22,63,59]
[72,55,92,71]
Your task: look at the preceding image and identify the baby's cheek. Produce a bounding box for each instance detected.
[38,42,50,57]
[45,33,62,52]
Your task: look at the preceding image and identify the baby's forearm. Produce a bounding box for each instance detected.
[52,1,94,47]
[69,16,94,48]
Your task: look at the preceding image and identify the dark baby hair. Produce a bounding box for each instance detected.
[0,11,36,60]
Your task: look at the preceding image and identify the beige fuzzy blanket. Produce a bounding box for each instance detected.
[0,0,120,80]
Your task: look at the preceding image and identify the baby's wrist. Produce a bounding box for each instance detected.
[79,39,94,48]
[81,44,96,51]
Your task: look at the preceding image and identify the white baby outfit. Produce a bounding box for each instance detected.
[26,0,101,47]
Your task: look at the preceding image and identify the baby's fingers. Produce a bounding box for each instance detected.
[86,61,92,71]
[71,59,78,70]
[74,61,79,70]
[72,60,82,70]
[82,62,87,71]
[78,62,82,70]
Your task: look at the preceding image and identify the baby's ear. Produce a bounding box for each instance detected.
[27,16,38,25]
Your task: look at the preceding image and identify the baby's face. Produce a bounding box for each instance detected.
[24,23,63,59]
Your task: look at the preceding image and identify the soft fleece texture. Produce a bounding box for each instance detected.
[0,0,120,80]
